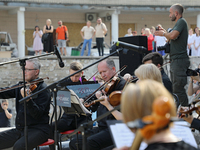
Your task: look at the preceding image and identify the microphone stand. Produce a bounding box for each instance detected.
[18,42,146,149]
[0,48,60,150]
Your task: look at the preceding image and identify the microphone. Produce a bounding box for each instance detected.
[115,41,148,54]
[54,46,65,68]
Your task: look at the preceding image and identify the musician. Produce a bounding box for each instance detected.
[188,73,200,96]
[135,64,162,83]
[0,59,51,150]
[69,58,126,150]
[114,80,197,150]
[142,52,172,93]
[49,61,91,150]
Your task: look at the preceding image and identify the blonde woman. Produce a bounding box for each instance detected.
[135,64,162,83]
[114,80,197,150]
[144,28,154,52]
[43,19,54,53]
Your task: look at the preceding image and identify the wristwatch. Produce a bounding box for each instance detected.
[163,32,165,36]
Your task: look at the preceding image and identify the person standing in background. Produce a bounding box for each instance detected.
[155,3,190,106]
[95,17,107,56]
[124,28,133,37]
[0,99,12,127]
[80,21,95,56]
[145,28,154,53]
[194,27,200,56]
[150,26,156,52]
[33,26,43,55]
[141,27,145,35]
[43,19,54,53]
[56,20,69,56]
[187,28,195,56]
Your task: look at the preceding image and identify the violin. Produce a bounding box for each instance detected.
[20,78,48,97]
[104,76,119,95]
[81,76,88,82]
[178,100,200,118]
[84,91,122,107]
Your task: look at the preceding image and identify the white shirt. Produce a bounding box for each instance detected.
[194,35,200,48]
[81,26,95,40]
[188,34,195,45]
[95,23,107,38]
[154,36,167,51]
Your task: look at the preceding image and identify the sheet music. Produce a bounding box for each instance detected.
[70,89,91,115]
[110,121,197,149]
[170,122,197,148]
[110,123,147,149]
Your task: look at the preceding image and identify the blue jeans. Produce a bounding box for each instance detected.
[81,38,92,56]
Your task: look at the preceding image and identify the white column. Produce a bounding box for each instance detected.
[17,7,25,58]
[111,10,120,44]
[197,14,200,28]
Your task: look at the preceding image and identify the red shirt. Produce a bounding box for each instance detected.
[56,25,68,40]
[146,34,154,51]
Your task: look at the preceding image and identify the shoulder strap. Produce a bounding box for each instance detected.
[63,26,66,32]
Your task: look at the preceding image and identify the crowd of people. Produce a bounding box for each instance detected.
[32,17,107,56]
[1,2,200,150]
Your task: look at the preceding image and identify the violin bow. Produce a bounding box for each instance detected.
[87,71,99,81]
[0,77,49,93]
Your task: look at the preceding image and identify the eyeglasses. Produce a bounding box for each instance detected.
[22,68,37,72]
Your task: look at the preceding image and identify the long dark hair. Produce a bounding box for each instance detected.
[35,26,40,31]
[194,27,199,36]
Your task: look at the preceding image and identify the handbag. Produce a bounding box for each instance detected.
[63,26,67,40]
[41,33,49,43]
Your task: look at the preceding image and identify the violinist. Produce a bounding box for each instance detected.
[70,58,126,150]
[178,105,200,132]
[114,80,197,150]
[188,72,200,97]
[49,61,91,150]
[0,58,51,150]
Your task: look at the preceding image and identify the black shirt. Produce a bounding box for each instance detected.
[0,108,12,127]
[0,80,51,133]
[161,69,172,93]
[90,76,126,128]
[145,141,197,150]
[58,77,91,127]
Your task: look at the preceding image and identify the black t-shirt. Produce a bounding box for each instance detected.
[0,108,12,127]
[145,141,197,150]
[170,18,188,60]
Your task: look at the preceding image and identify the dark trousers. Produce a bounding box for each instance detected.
[96,38,104,56]
[69,127,114,150]
[0,128,49,150]
[170,58,190,106]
